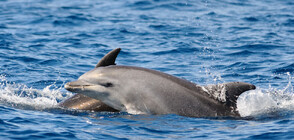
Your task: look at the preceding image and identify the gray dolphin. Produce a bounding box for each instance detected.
[64,48,256,117]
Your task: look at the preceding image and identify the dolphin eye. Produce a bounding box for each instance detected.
[102,82,113,87]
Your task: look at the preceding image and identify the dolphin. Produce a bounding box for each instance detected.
[58,93,118,112]
[64,48,256,117]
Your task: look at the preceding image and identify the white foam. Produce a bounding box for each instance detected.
[0,76,72,110]
[237,73,294,117]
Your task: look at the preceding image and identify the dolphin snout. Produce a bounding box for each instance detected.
[64,82,78,92]
[64,80,92,93]
[64,82,73,91]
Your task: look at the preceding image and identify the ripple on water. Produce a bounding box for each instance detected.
[247,131,294,140]
[283,19,294,27]
[242,17,259,22]
[0,119,19,130]
[152,47,199,55]
[272,63,294,74]
[7,117,38,125]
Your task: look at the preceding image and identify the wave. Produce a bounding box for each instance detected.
[0,75,71,111]
[273,63,294,74]
[237,73,294,118]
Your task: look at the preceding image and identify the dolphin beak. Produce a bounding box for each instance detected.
[64,80,92,93]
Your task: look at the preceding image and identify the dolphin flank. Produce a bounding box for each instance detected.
[63,48,256,117]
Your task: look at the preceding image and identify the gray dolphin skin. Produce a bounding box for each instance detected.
[64,48,256,117]
[58,93,118,112]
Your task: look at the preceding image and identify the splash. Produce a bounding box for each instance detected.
[237,73,294,117]
[0,75,72,111]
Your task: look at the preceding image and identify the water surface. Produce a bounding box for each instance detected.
[0,0,294,139]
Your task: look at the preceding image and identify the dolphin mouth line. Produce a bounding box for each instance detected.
[64,84,94,92]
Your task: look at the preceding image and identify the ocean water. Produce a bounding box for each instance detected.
[0,0,294,139]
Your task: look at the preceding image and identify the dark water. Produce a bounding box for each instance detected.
[1,0,294,139]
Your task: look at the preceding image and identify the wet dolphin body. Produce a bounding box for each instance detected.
[58,93,118,112]
[64,48,256,117]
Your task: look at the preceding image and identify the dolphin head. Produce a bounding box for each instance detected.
[65,48,127,111]
[64,67,126,111]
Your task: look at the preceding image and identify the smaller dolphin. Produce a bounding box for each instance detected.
[58,93,118,112]
[64,48,256,117]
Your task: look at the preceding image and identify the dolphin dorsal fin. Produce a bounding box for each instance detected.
[96,48,121,68]
[203,82,256,110]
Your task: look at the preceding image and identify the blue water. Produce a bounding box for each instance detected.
[0,0,294,139]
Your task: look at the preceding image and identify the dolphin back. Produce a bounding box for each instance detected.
[59,94,118,112]
[203,82,256,110]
